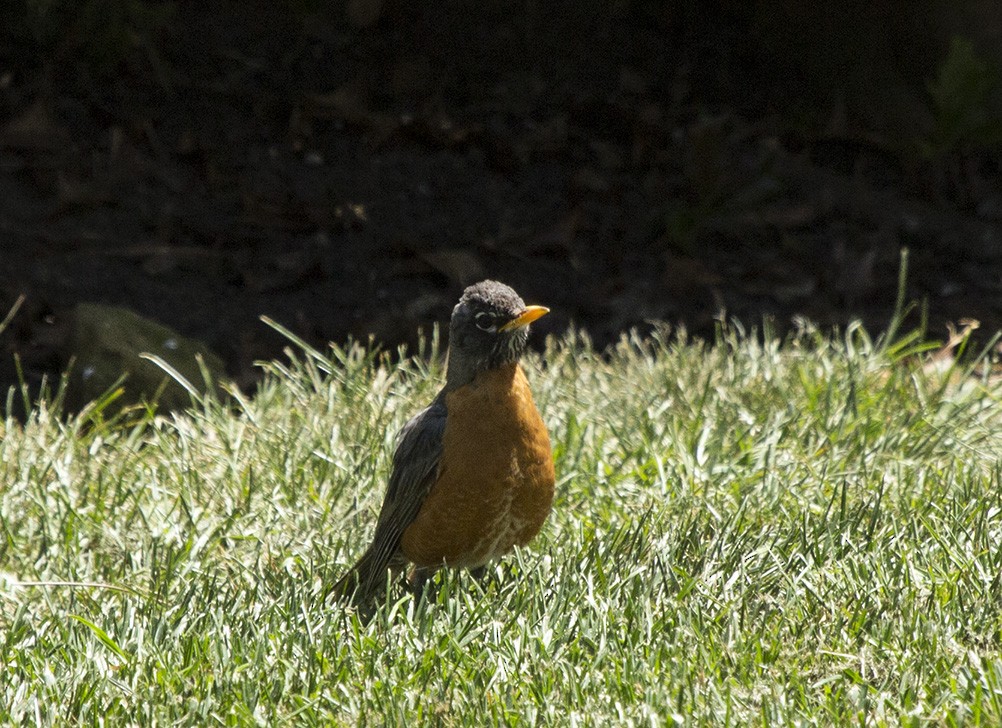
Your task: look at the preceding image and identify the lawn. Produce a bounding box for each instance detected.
[2,317,1002,725]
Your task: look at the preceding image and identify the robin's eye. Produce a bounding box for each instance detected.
[474,312,496,332]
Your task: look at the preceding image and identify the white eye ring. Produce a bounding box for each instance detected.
[474,311,496,332]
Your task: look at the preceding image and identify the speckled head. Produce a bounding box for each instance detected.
[445,280,548,389]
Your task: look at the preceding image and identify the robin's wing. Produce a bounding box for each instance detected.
[365,396,447,567]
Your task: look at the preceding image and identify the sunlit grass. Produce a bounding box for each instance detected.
[2,320,1002,725]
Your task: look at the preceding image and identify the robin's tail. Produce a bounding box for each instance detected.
[331,547,392,611]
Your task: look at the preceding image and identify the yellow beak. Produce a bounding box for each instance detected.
[499,305,550,332]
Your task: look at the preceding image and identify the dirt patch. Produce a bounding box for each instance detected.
[2,2,1001,400]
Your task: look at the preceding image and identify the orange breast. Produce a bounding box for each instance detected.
[400,363,555,568]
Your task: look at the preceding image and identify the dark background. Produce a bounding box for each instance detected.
[2,0,1002,395]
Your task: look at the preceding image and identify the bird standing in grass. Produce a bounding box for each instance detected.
[334,280,555,611]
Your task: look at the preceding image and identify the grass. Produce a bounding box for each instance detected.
[2,318,1002,725]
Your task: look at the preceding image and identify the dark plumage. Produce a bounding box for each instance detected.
[444,280,540,389]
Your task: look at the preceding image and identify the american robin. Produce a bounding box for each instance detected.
[334,280,555,610]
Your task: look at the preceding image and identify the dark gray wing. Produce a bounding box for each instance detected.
[365,395,447,566]
[333,395,447,607]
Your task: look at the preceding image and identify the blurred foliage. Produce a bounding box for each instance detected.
[922,35,1002,158]
[14,0,176,77]
[7,0,348,81]
[4,0,1002,161]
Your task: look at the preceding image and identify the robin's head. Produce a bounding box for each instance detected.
[445,280,548,388]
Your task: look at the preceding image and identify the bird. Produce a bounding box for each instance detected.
[334,279,555,611]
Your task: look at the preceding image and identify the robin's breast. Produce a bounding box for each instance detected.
[400,363,555,568]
